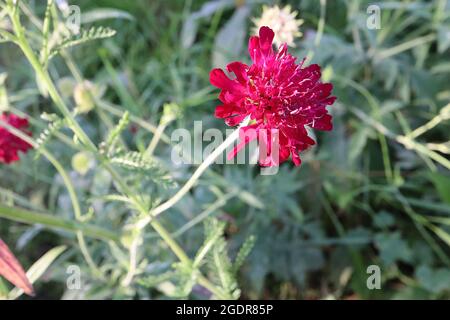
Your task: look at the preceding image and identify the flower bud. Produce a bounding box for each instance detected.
[73,80,105,114]
[161,102,181,125]
[71,151,94,175]
[57,77,76,99]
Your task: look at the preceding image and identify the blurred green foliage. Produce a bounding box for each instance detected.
[0,0,450,299]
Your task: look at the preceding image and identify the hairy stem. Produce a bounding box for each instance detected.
[137,117,249,230]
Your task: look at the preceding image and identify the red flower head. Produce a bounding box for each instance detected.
[210,26,336,166]
[0,113,33,164]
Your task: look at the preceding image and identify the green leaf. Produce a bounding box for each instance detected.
[200,218,240,299]
[373,211,395,228]
[181,0,234,49]
[110,151,165,175]
[437,26,450,54]
[0,278,8,298]
[104,111,130,150]
[374,232,412,266]
[427,224,450,247]
[212,6,250,69]
[34,114,66,160]
[49,27,116,60]
[428,172,450,204]
[194,219,225,267]
[236,191,264,209]
[8,246,66,299]
[349,126,369,162]
[233,235,256,273]
[81,8,135,24]
[416,265,450,293]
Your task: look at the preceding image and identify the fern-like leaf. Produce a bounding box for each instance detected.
[233,235,256,273]
[106,111,129,148]
[171,262,199,298]
[110,151,159,172]
[34,114,66,159]
[201,218,241,299]
[109,151,173,185]
[212,238,240,299]
[194,219,226,267]
[40,0,54,63]
[48,26,116,60]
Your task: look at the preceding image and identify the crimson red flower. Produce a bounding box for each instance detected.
[210,26,336,166]
[0,113,33,164]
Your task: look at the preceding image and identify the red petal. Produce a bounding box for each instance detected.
[312,113,333,131]
[291,152,302,166]
[227,62,248,84]
[258,26,274,57]
[225,114,247,126]
[248,36,261,63]
[322,96,337,105]
[209,68,241,92]
[214,105,229,118]
[317,83,333,99]
[0,238,34,296]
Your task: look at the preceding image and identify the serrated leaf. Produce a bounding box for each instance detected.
[233,235,256,273]
[49,27,116,60]
[110,151,159,172]
[374,232,412,266]
[105,111,129,148]
[34,115,66,159]
[195,218,240,299]
[194,219,225,267]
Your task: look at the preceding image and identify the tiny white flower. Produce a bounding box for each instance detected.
[252,5,304,47]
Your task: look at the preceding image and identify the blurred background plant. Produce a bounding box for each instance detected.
[0,0,449,299]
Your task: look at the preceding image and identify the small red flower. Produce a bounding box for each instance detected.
[210,26,336,166]
[0,113,33,164]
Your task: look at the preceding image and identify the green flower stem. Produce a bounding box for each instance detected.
[375,34,437,61]
[144,120,169,158]
[7,4,97,153]
[137,117,249,230]
[351,108,450,170]
[408,103,450,139]
[305,0,327,63]
[170,192,237,238]
[0,204,119,242]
